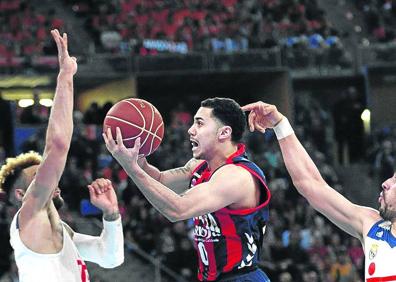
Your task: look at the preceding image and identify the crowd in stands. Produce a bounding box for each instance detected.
[367,124,396,183]
[355,0,396,43]
[66,0,350,68]
[0,0,358,71]
[7,0,396,72]
[355,0,396,63]
[1,94,381,281]
[0,0,62,71]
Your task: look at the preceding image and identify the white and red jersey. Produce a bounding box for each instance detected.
[364,220,396,282]
[10,212,90,282]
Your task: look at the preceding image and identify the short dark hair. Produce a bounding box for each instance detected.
[201,97,246,143]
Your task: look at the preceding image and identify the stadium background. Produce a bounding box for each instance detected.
[1,0,396,281]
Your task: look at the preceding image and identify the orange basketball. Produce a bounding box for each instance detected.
[103,98,164,156]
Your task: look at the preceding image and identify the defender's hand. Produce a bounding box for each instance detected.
[242,102,284,133]
[87,178,119,217]
[51,29,77,76]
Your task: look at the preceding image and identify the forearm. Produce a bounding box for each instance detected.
[139,158,161,182]
[139,158,191,194]
[45,72,74,152]
[126,165,183,222]
[73,217,124,268]
[278,134,326,194]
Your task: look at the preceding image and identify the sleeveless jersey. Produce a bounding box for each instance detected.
[190,144,271,281]
[10,212,90,282]
[365,220,396,282]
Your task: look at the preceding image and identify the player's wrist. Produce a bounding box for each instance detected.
[103,208,120,221]
[273,117,294,140]
[58,70,75,78]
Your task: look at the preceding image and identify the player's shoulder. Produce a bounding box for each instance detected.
[62,221,75,238]
[359,206,382,236]
[213,163,253,181]
[186,158,205,171]
[18,203,47,225]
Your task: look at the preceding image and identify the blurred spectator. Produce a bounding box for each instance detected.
[0,203,12,278]
[0,92,14,157]
[374,139,395,180]
[100,102,113,122]
[83,102,102,124]
[356,0,396,43]
[332,87,365,165]
[279,271,293,282]
[169,102,192,127]
[347,238,364,271]
[330,250,359,282]
[19,90,48,124]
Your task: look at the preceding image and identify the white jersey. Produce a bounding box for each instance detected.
[10,212,90,282]
[364,220,396,281]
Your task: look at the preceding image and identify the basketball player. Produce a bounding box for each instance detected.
[103,98,271,281]
[242,101,396,281]
[0,30,124,282]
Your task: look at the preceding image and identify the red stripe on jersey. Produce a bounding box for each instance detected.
[216,212,242,272]
[205,240,217,281]
[191,160,207,175]
[196,239,204,281]
[77,259,89,282]
[225,144,246,164]
[366,275,396,282]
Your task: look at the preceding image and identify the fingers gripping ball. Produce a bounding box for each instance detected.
[103,98,164,156]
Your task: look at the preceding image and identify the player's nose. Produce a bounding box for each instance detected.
[188,125,195,136]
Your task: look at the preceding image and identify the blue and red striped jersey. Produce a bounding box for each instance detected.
[190,144,271,281]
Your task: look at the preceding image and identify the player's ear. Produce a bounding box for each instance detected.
[218,126,232,141]
[14,188,25,201]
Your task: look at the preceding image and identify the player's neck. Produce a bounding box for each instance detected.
[206,143,238,171]
[47,202,59,219]
[391,222,396,237]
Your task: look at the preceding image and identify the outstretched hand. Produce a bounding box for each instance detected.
[87,178,119,216]
[241,102,284,133]
[51,29,77,76]
[102,127,142,172]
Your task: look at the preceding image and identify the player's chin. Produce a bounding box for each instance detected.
[53,195,64,210]
[192,151,201,159]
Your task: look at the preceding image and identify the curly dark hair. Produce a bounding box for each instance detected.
[0,151,42,194]
[201,97,246,143]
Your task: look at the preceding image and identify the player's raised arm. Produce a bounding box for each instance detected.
[242,102,380,240]
[22,30,77,213]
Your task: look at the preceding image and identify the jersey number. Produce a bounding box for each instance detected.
[198,242,209,266]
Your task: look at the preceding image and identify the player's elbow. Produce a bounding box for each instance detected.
[47,135,70,154]
[292,179,326,199]
[291,179,309,192]
[166,204,189,222]
[166,211,183,222]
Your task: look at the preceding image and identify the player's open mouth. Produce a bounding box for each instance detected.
[190,140,199,150]
[378,192,383,204]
